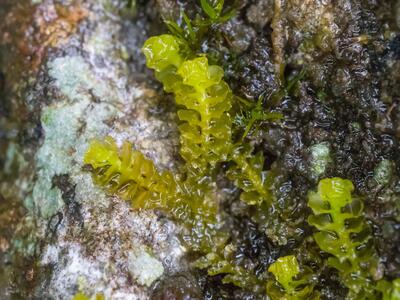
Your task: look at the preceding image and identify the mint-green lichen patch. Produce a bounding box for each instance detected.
[310,142,331,177]
[48,56,109,102]
[3,143,23,177]
[29,103,86,217]
[374,160,394,186]
[39,104,85,174]
[1,142,30,203]
[1,2,187,298]
[27,54,124,218]
[29,174,64,219]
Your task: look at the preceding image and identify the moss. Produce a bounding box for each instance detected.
[269,255,301,293]
[194,249,263,290]
[84,137,178,209]
[82,2,281,296]
[82,2,400,299]
[308,178,381,299]
[267,255,319,300]
[83,137,224,252]
[163,0,236,53]
[142,32,277,207]
[143,35,233,177]
[72,292,90,300]
[227,143,274,205]
[84,30,279,294]
[377,279,400,300]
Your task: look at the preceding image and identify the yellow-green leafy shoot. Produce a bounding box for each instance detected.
[267,255,319,300]
[72,293,104,300]
[308,178,380,299]
[377,279,400,300]
[268,255,301,294]
[83,136,177,210]
[143,35,233,176]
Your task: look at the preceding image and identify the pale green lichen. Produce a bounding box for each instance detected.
[49,56,102,101]
[29,102,88,217]
[310,142,331,177]
[27,55,121,218]
[128,248,164,287]
[28,52,176,298]
[374,159,394,186]
[29,173,64,219]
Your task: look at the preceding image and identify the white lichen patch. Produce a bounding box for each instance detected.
[286,0,339,40]
[49,56,109,102]
[310,142,332,178]
[374,159,394,186]
[39,196,183,299]
[128,248,164,287]
[41,243,105,299]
